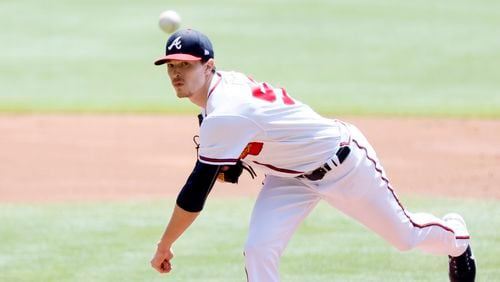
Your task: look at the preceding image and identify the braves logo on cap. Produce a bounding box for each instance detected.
[154,29,214,65]
[168,36,182,50]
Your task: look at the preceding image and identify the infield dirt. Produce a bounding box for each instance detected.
[1,115,498,202]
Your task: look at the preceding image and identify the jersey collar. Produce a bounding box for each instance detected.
[207,72,222,99]
[202,72,222,117]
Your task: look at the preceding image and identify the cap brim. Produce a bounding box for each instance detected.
[154,54,202,65]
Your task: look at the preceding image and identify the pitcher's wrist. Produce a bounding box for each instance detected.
[156,240,171,252]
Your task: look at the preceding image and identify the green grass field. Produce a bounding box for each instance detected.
[1,0,499,116]
[1,196,499,281]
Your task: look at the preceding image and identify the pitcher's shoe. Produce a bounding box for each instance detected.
[449,246,476,282]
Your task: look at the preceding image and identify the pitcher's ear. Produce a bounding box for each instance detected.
[205,59,215,74]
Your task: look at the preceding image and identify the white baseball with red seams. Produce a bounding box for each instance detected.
[198,71,470,282]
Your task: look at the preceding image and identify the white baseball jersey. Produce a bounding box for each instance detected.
[194,71,470,282]
[198,71,348,177]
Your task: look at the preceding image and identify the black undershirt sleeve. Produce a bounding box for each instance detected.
[176,160,221,212]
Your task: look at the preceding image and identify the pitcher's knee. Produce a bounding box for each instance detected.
[392,236,416,252]
[244,240,280,261]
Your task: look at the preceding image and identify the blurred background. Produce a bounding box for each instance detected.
[1,0,499,116]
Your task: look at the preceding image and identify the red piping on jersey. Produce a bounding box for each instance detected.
[207,72,222,100]
[199,155,239,164]
[352,139,470,240]
[253,161,303,174]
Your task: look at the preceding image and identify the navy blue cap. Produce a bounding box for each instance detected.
[154,29,214,65]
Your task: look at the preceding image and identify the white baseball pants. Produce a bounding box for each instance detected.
[243,123,470,282]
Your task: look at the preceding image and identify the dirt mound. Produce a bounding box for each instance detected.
[0,115,498,202]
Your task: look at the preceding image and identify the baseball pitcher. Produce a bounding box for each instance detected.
[150,29,476,282]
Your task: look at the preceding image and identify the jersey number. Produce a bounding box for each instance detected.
[250,81,295,105]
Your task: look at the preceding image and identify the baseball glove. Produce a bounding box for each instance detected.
[217,161,257,184]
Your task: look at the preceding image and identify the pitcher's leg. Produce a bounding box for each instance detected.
[244,175,320,282]
[320,125,470,257]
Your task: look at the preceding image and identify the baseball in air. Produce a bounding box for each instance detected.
[158,10,181,34]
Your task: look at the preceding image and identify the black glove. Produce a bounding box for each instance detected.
[218,161,257,184]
